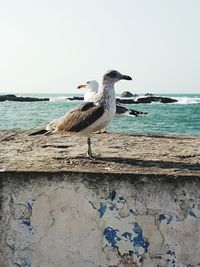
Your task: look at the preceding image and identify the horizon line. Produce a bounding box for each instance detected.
[1,91,200,95]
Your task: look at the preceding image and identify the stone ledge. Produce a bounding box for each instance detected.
[0,170,199,182]
[0,130,199,177]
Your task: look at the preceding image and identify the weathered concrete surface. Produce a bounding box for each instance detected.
[0,131,200,267]
[0,130,199,176]
[1,172,200,267]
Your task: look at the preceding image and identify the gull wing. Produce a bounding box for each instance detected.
[116,104,147,117]
[47,102,104,132]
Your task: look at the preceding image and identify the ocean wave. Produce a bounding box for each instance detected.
[49,94,200,105]
[174,97,200,105]
[49,96,68,102]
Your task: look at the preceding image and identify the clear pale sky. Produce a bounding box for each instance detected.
[0,0,200,94]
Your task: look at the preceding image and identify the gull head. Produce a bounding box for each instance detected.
[77,80,99,91]
[103,70,132,84]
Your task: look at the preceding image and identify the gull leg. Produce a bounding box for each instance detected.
[87,137,93,159]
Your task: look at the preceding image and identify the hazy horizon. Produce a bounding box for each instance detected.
[0,0,200,94]
[1,91,200,96]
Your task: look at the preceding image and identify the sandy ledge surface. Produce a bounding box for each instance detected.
[0,130,199,177]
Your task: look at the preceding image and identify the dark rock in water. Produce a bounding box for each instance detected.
[145,93,154,97]
[137,96,178,104]
[0,95,15,101]
[65,95,177,104]
[121,91,133,98]
[66,96,84,101]
[116,96,178,104]
[116,98,136,104]
[0,94,49,102]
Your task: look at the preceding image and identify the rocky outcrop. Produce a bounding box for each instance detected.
[0,94,49,102]
[145,93,154,97]
[120,91,133,98]
[116,96,178,104]
[66,95,177,104]
[66,96,84,101]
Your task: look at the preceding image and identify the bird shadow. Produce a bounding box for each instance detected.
[96,156,200,171]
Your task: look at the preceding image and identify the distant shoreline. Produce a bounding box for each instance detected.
[1,92,200,97]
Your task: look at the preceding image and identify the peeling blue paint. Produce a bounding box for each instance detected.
[103,227,121,248]
[21,202,32,220]
[158,214,173,224]
[98,202,107,218]
[158,208,199,224]
[133,233,149,252]
[167,215,173,224]
[89,200,96,210]
[109,190,116,201]
[91,198,149,255]
[109,204,116,211]
[121,224,149,254]
[158,214,166,222]
[166,248,177,266]
[167,250,176,257]
[21,257,32,267]
[118,196,125,203]
[89,200,107,218]
[158,204,198,220]
[129,250,134,256]
[27,202,32,212]
[21,219,32,231]
[133,222,142,234]
[133,223,149,252]
[158,205,198,224]
[122,232,132,240]
[188,209,197,218]
[22,219,31,227]
[129,209,137,215]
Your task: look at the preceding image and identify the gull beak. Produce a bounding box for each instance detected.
[77,84,87,89]
[121,75,132,80]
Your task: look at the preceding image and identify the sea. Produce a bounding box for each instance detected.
[0,93,200,136]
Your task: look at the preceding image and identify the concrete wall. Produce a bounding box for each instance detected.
[0,171,199,267]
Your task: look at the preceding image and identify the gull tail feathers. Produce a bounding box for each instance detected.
[128,109,148,117]
[29,129,51,136]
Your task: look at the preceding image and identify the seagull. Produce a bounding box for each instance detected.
[77,80,147,117]
[29,70,132,158]
[77,80,99,102]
